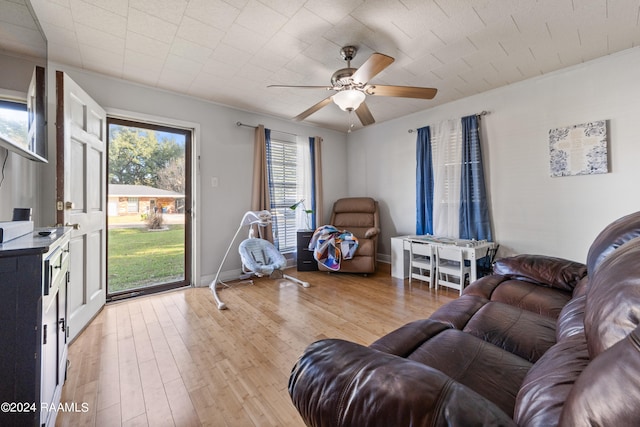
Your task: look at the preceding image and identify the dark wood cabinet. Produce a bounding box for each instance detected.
[297,230,318,271]
[0,228,70,427]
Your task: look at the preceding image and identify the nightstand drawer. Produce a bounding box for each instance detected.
[297,258,318,271]
[297,230,318,271]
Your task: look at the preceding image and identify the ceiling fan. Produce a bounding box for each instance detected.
[268,46,437,127]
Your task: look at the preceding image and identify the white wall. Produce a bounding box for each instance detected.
[347,46,640,263]
[40,63,349,284]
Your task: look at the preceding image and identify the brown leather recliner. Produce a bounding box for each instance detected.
[318,197,380,274]
[290,210,640,426]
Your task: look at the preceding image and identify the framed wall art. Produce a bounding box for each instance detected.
[549,120,608,177]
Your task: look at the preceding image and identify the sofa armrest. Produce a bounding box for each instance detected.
[364,227,380,238]
[289,339,516,427]
[493,254,587,291]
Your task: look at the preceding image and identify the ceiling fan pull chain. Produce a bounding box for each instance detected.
[348,110,355,133]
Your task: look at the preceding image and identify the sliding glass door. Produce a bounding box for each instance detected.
[106,118,191,300]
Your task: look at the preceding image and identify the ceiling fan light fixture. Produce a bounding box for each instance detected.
[333,89,365,111]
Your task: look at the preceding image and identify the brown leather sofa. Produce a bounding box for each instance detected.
[318,197,380,274]
[289,211,640,426]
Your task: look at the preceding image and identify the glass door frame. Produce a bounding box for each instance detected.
[105,116,193,301]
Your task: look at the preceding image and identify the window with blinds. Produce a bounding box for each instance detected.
[267,132,300,253]
[127,197,139,213]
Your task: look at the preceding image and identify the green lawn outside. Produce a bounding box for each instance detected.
[108,225,185,292]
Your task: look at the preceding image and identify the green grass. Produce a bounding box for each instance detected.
[108,225,185,292]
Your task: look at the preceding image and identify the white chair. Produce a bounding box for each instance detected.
[436,245,471,295]
[408,241,435,288]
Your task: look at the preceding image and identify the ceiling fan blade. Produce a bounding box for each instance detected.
[268,85,332,90]
[294,96,333,121]
[355,102,375,126]
[367,84,437,99]
[352,53,395,84]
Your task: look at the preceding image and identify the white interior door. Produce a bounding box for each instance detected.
[56,71,106,342]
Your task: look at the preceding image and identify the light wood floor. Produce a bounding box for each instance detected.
[56,264,458,426]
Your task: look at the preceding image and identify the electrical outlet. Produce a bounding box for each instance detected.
[211,177,219,188]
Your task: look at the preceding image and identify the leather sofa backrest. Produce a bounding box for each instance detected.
[330,197,379,240]
[332,197,377,214]
[493,254,586,292]
[586,210,640,274]
[561,238,640,426]
[517,214,640,427]
[584,236,640,358]
[562,219,640,426]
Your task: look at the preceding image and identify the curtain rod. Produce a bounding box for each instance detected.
[236,121,299,137]
[236,121,256,129]
[407,110,490,133]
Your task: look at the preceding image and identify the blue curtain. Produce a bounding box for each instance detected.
[416,126,434,235]
[308,137,317,230]
[459,115,492,241]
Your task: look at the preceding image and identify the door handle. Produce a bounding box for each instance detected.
[65,223,80,230]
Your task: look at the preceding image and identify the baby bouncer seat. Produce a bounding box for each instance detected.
[238,238,286,277]
[210,210,310,310]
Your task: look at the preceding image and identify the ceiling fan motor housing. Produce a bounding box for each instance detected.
[332,46,359,87]
[331,68,357,87]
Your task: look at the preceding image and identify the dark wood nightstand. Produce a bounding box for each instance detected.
[297,230,318,271]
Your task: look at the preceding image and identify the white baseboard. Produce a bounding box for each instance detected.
[199,268,243,287]
[377,253,391,264]
[199,254,387,286]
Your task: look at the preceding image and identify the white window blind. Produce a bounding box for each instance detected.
[431,119,462,238]
[268,132,300,253]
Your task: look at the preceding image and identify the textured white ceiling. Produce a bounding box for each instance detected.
[0,0,47,59]
[6,0,640,132]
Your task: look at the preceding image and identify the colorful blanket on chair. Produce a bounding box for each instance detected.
[308,225,359,271]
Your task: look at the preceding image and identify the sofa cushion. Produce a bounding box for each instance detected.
[333,213,376,237]
[369,319,452,356]
[586,210,640,274]
[585,237,640,358]
[465,276,572,319]
[462,302,557,363]
[493,255,586,291]
[406,329,532,416]
[430,294,490,330]
[462,273,511,297]
[514,334,590,427]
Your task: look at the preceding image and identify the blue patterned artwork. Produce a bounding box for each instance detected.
[549,120,608,177]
